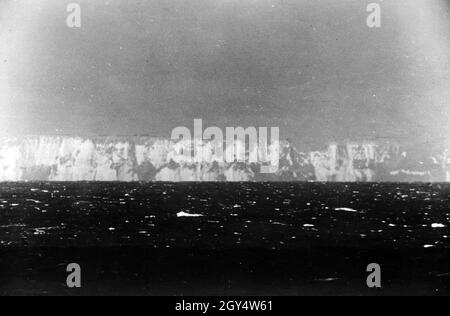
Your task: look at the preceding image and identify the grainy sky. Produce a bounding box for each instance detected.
[0,0,449,148]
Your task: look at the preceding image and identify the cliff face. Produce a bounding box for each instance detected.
[0,136,449,182]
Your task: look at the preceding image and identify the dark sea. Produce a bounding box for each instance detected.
[0,182,449,295]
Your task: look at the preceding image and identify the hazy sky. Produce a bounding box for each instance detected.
[1,0,449,148]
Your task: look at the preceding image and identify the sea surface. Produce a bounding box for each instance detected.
[0,182,449,295]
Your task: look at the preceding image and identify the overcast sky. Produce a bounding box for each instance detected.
[1,0,449,148]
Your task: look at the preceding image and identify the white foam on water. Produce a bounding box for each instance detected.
[316,278,340,282]
[0,224,26,228]
[431,223,446,228]
[176,211,203,218]
[335,207,358,213]
[26,199,41,204]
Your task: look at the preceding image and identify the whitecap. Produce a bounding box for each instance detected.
[0,224,26,228]
[176,211,203,218]
[335,207,358,213]
[26,199,41,204]
[431,223,446,228]
[316,278,340,282]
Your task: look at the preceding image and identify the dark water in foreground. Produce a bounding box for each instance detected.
[0,182,449,295]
